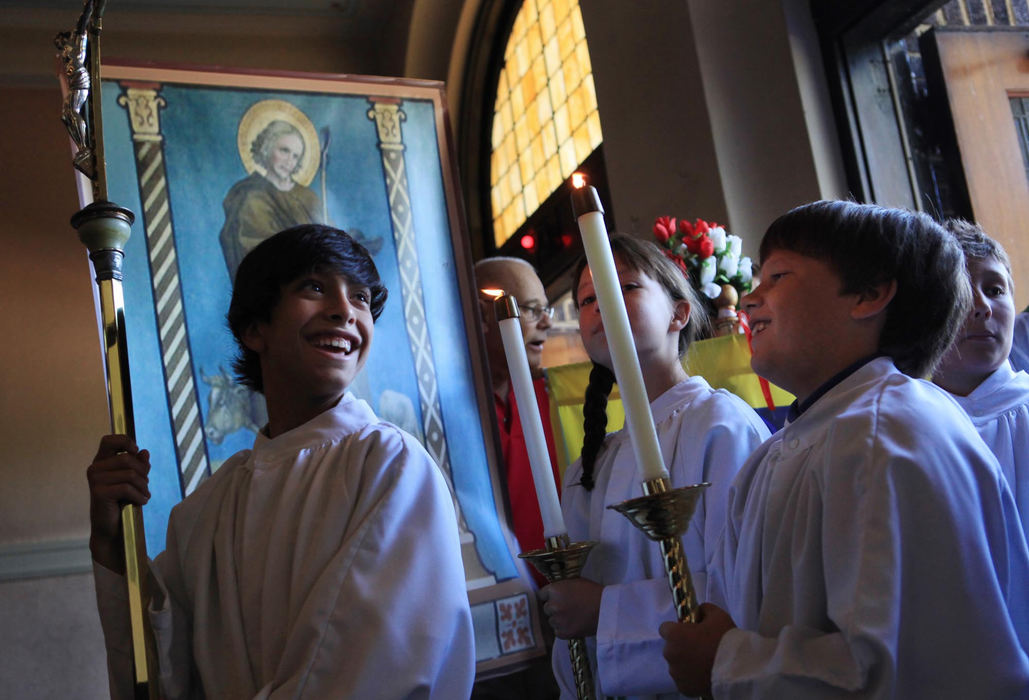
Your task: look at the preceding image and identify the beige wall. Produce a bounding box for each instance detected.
[0,2,840,696]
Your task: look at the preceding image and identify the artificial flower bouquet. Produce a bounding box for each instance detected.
[652,216,754,300]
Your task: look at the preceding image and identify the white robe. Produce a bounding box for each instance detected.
[709,357,1029,699]
[1010,312,1029,374]
[951,360,1029,540]
[553,376,770,699]
[95,393,475,699]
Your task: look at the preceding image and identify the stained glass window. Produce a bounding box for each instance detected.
[490,0,603,248]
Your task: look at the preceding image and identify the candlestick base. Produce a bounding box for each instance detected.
[609,479,709,624]
[520,535,598,700]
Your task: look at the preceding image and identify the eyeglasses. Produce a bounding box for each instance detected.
[519,303,555,322]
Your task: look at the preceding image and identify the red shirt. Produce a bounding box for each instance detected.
[494,377,562,586]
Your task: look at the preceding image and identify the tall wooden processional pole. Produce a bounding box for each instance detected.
[56,2,161,698]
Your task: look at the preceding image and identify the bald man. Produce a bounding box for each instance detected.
[475,257,561,561]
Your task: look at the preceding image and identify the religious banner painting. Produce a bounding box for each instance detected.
[86,62,545,672]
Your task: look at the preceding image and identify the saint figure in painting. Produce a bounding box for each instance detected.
[219,102,324,281]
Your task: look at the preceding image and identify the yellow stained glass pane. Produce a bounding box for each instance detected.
[587,109,602,150]
[541,121,558,157]
[491,115,503,150]
[571,4,586,41]
[515,40,530,78]
[524,0,538,23]
[567,85,585,128]
[562,59,579,94]
[502,100,514,134]
[519,151,534,185]
[524,180,539,213]
[573,124,592,163]
[536,89,553,125]
[539,3,556,40]
[532,55,547,96]
[498,67,509,96]
[491,182,503,215]
[508,165,523,194]
[557,15,576,59]
[546,154,562,192]
[492,150,505,181]
[583,72,597,111]
[521,71,537,106]
[511,81,525,118]
[558,139,578,176]
[498,172,511,207]
[511,10,525,43]
[527,23,542,58]
[576,42,592,81]
[514,114,530,152]
[544,36,561,75]
[553,0,570,24]
[526,103,540,140]
[549,69,567,107]
[505,131,517,168]
[554,103,571,143]
[531,133,545,171]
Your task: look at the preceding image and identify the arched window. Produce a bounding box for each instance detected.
[488,0,604,252]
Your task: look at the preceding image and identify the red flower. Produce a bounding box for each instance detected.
[698,236,715,258]
[679,219,694,237]
[653,216,676,243]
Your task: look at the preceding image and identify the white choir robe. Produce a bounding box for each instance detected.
[554,376,770,699]
[950,360,1029,540]
[708,357,1029,699]
[1010,312,1029,374]
[94,393,475,699]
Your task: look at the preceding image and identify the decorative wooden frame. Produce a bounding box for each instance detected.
[92,61,544,671]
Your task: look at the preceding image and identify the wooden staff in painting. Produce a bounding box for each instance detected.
[56,2,162,698]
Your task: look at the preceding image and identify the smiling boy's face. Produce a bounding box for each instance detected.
[934,255,1016,395]
[741,248,883,402]
[245,270,374,407]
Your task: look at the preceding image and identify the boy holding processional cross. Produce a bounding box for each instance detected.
[660,201,1029,698]
[87,224,475,698]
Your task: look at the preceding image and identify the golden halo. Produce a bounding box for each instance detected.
[236,99,320,187]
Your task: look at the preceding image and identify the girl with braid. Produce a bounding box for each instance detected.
[538,234,769,699]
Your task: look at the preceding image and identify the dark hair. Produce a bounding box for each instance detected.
[760,200,970,378]
[944,218,1014,286]
[227,224,388,392]
[571,234,708,490]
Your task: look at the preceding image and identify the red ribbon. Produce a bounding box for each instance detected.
[739,310,775,411]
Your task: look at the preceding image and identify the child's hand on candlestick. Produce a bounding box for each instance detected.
[659,602,736,697]
[538,578,604,639]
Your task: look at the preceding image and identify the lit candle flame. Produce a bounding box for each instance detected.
[571,172,586,189]
[480,288,505,299]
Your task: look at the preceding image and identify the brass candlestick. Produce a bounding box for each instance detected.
[609,478,708,623]
[520,534,598,700]
[610,478,712,700]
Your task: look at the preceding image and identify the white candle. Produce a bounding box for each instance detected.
[494,295,567,538]
[572,181,669,482]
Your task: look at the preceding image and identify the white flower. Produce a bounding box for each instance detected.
[702,282,722,299]
[709,226,726,252]
[699,257,716,285]
[738,257,753,285]
[677,243,688,257]
[727,234,742,258]
[718,252,738,278]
